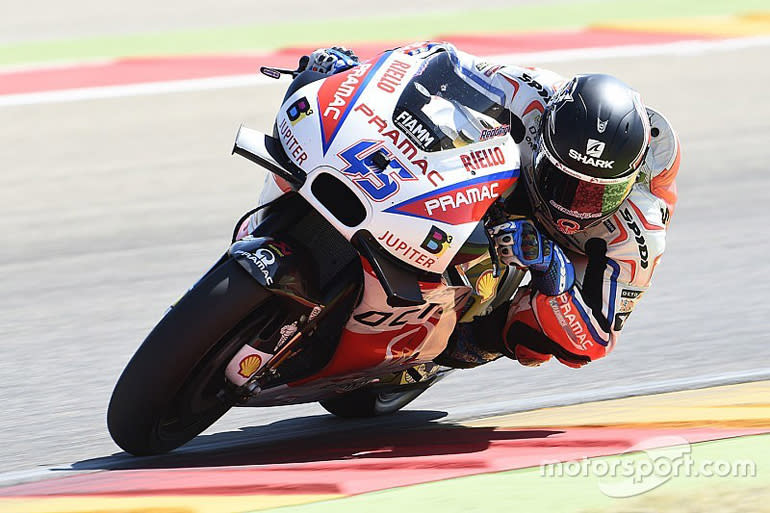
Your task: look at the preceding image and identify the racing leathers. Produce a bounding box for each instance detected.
[418,41,680,368]
[248,41,680,369]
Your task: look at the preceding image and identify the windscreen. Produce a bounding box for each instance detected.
[392,51,511,153]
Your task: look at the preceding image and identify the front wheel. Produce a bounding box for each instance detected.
[107,259,273,456]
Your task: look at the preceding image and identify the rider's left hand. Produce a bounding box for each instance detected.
[489,219,575,296]
[489,219,552,271]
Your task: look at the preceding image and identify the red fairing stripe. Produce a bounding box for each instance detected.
[316,58,383,153]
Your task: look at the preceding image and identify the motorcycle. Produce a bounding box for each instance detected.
[107,49,527,456]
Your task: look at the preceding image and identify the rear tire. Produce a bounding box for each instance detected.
[107,259,271,456]
[319,382,433,418]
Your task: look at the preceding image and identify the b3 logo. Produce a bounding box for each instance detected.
[286,96,313,125]
[338,140,416,201]
[420,225,452,256]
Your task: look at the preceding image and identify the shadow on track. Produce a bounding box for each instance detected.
[68,410,563,472]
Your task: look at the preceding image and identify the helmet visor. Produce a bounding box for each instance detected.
[533,149,635,228]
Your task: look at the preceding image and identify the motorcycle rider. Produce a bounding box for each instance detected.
[250,42,680,369]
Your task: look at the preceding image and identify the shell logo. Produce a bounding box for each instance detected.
[475,269,499,302]
[237,354,263,378]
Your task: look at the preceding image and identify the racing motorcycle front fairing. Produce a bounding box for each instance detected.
[226,49,527,405]
[271,50,522,298]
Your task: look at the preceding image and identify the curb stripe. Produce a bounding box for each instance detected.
[2,35,769,108]
[1,427,763,498]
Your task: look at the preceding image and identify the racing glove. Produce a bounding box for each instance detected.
[304,47,360,75]
[489,219,575,296]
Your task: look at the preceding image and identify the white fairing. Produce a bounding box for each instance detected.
[228,50,525,406]
[276,51,522,273]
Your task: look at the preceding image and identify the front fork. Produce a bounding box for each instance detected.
[224,234,323,391]
[222,193,365,399]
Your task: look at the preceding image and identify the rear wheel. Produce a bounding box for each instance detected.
[107,259,274,456]
[319,381,435,418]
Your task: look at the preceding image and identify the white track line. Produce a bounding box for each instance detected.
[448,367,770,421]
[0,467,97,488]
[2,35,770,107]
[0,74,269,107]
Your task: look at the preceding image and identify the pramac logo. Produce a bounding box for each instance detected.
[317,53,389,154]
[384,171,519,225]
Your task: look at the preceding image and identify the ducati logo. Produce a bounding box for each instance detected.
[586,138,606,158]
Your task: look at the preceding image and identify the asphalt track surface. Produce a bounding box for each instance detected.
[1,41,769,477]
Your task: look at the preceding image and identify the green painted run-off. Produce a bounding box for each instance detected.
[264,433,770,513]
[0,0,768,67]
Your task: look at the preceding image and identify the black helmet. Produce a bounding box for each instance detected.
[526,74,651,235]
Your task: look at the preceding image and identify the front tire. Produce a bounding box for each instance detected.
[107,259,271,456]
